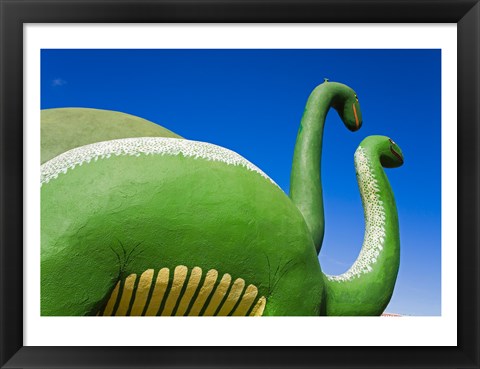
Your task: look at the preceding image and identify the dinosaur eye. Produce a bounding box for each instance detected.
[389,138,396,146]
[355,94,359,101]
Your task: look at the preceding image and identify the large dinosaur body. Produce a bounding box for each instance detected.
[41,81,403,316]
[41,138,322,316]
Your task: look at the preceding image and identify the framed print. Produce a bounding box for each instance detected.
[1,1,479,368]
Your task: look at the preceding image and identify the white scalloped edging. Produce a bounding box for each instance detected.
[326,146,386,282]
[41,137,278,188]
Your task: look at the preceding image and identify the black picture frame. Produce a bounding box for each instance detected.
[1,1,479,368]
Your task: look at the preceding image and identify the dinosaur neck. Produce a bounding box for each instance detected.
[289,83,335,254]
[324,144,400,316]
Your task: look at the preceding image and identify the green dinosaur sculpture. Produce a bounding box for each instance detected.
[41,81,402,316]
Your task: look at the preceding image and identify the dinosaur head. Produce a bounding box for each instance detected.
[382,137,404,168]
[328,81,363,132]
[361,135,404,168]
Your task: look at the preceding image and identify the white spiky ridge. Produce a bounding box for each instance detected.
[40,137,279,187]
[326,146,386,282]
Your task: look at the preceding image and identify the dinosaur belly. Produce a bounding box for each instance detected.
[41,138,324,316]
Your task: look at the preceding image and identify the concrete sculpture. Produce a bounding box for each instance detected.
[41,80,403,316]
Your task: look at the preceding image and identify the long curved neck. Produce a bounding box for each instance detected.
[324,145,400,316]
[289,83,336,254]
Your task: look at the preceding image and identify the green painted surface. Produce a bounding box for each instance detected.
[41,108,182,163]
[42,152,324,316]
[40,82,403,316]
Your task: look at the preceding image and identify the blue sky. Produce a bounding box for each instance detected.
[41,49,441,316]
